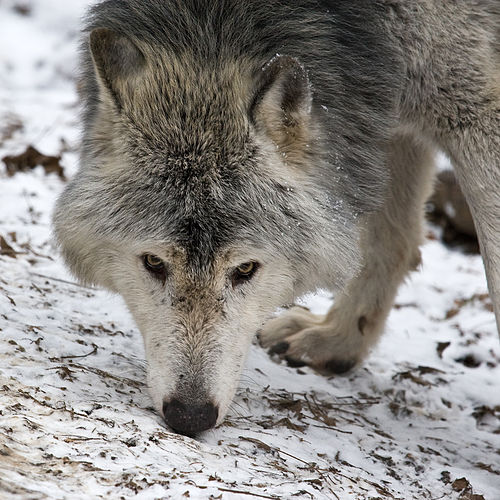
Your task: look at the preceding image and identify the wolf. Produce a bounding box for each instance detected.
[53,0,500,436]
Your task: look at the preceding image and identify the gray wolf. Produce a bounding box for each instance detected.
[53,0,500,436]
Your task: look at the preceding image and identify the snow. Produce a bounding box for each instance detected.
[1,1,499,499]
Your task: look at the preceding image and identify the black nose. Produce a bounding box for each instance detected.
[163,399,218,436]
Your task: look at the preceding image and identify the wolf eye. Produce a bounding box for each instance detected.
[231,262,259,288]
[142,254,167,280]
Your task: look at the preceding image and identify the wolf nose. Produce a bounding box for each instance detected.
[162,399,218,436]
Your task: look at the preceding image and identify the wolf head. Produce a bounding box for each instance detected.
[53,26,361,435]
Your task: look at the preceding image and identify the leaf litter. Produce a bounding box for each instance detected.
[2,145,65,179]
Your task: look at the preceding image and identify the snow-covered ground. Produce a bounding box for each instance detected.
[1,1,499,498]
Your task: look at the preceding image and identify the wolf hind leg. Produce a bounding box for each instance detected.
[259,133,436,373]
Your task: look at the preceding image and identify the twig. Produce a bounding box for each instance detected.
[217,487,278,499]
[26,245,54,260]
[63,362,145,389]
[60,345,98,359]
[308,423,352,434]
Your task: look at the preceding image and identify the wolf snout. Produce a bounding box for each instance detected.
[162,398,218,436]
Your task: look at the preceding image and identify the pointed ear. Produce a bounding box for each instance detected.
[251,55,313,159]
[89,28,146,110]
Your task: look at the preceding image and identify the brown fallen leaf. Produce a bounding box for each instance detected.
[452,477,471,492]
[437,341,450,359]
[416,365,445,375]
[2,145,65,179]
[393,370,432,387]
[451,477,486,500]
[471,405,500,428]
[455,354,482,368]
[274,417,307,432]
[0,236,17,258]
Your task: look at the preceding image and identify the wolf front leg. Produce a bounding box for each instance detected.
[444,115,500,335]
[260,132,437,372]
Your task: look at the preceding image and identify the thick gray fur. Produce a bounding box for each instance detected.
[53,0,500,432]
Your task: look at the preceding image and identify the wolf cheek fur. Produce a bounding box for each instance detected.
[53,0,500,435]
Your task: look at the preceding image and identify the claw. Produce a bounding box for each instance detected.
[323,359,356,374]
[285,356,307,368]
[269,341,290,355]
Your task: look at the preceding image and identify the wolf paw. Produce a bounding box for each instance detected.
[258,306,361,374]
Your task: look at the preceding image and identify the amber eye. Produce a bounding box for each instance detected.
[237,262,255,274]
[142,254,167,280]
[232,261,259,288]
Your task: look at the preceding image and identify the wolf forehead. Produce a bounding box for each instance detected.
[84,139,312,267]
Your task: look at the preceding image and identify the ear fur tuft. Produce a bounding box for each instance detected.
[251,55,314,161]
[89,27,146,109]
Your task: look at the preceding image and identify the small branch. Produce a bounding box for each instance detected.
[217,487,278,499]
[60,345,98,359]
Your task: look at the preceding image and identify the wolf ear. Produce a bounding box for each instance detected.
[251,55,313,159]
[89,27,146,110]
